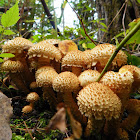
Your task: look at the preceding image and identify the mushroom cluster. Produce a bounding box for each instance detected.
[1,37,140,139]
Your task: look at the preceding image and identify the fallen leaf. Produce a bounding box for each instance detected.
[67,108,82,139]
[46,107,67,133]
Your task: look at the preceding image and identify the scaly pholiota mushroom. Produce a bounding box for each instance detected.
[119,65,140,91]
[2,37,35,86]
[36,69,58,110]
[78,69,100,87]
[77,82,122,135]
[22,92,39,114]
[90,43,127,72]
[100,71,134,109]
[61,50,86,76]
[28,40,62,73]
[1,60,29,93]
[52,71,87,126]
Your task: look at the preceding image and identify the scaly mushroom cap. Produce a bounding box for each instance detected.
[53,71,80,93]
[1,60,24,73]
[45,39,60,46]
[78,69,100,87]
[28,40,62,62]
[58,40,78,55]
[77,82,122,120]
[35,66,55,78]
[83,50,96,68]
[119,65,140,83]
[36,70,58,87]
[90,43,127,68]
[26,92,39,103]
[2,37,33,54]
[100,71,134,95]
[22,105,33,114]
[62,50,85,68]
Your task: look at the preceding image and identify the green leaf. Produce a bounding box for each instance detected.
[100,22,107,28]
[0,53,15,58]
[0,0,4,6]
[86,43,96,49]
[127,55,140,66]
[0,26,4,33]
[3,30,15,35]
[137,0,140,4]
[1,1,20,27]
[100,28,107,32]
[0,58,4,62]
[8,85,15,89]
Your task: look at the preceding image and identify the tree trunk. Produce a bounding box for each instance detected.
[96,0,140,43]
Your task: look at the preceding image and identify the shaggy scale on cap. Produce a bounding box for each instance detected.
[36,70,58,87]
[2,37,33,54]
[78,69,100,87]
[90,43,127,68]
[28,40,62,62]
[26,92,39,103]
[53,71,80,93]
[1,60,24,73]
[35,66,55,78]
[77,82,122,120]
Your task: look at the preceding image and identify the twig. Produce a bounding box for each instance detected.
[99,0,128,44]
[66,0,97,46]
[135,129,140,140]
[23,121,34,140]
[96,20,140,82]
[122,1,127,37]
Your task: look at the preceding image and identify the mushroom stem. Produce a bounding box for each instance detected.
[19,58,35,87]
[63,91,87,126]
[43,87,58,110]
[10,72,29,93]
[72,66,82,76]
[85,116,105,136]
[120,113,139,131]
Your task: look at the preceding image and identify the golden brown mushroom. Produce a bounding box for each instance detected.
[53,71,87,125]
[1,60,29,93]
[61,50,85,76]
[90,43,127,72]
[77,82,122,134]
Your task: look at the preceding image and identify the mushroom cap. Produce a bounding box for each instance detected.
[35,66,55,78]
[100,71,134,95]
[1,60,24,73]
[62,50,85,68]
[36,70,58,87]
[30,81,37,89]
[28,40,62,62]
[53,71,80,93]
[26,92,39,103]
[22,105,33,113]
[2,37,33,54]
[58,40,78,55]
[90,43,127,68]
[83,50,96,68]
[77,82,122,120]
[78,69,100,87]
[119,65,140,82]
[46,39,60,45]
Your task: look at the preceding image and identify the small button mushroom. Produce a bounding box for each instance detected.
[22,92,39,114]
